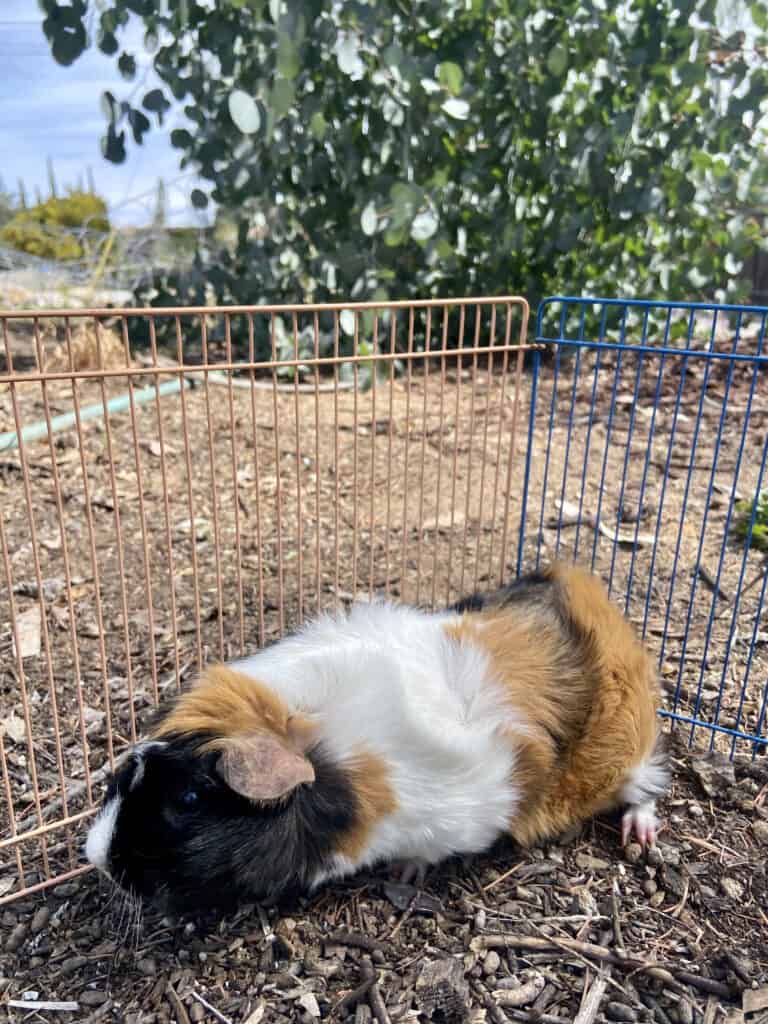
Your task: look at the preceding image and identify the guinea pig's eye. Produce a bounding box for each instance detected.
[180,789,199,808]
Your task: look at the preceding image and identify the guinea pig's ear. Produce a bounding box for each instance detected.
[216,732,315,802]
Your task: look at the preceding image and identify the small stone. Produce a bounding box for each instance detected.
[720,877,744,901]
[624,843,643,865]
[474,909,487,931]
[645,846,663,868]
[298,992,321,1018]
[700,884,717,900]
[61,955,87,975]
[137,957,157,976]
[751,820,768,846]
[688,802,704,818]
[605,1001,638,1021]
[5,923,27,952]
[642,879,658,897]
[30,907,50,934]
[80,991,108,1007]
[649,891,665,908]
[190,1005,205,1023]
[483,951,501,976]
[658,844,681,867]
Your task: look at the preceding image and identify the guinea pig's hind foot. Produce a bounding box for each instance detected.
[621,801,658,848]
[389,859,429,887]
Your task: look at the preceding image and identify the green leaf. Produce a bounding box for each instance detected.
[128,108,151,144]
[361,201,377,236]
[438,61,463,95]
[171,128,193,149]
[99,31,119,56]
[118,52,137,79]
[309,111,327,140]
[143,89,171,116]
[191,189,209,209]
[43,6,88,66]
[270,77,295,118]
[277,32,300,80]
[441,97,470,119]
[546,45,568,77]
[101,124,126,163]
[228,89,261,133]
[752,3,768,30]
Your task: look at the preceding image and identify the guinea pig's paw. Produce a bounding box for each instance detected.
[389,859,429,888]
[621,801,658,848]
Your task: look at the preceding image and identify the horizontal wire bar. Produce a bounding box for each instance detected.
[0,864,93,907]
[659,709,768,745]
[0,342,545,385]
[541,295,768,315]
[0,808,96,852]
[534,336,768,363]
[0,295,530,320]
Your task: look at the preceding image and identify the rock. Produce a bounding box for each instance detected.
[751,820,768,846]
[690,754,736,797]
[658,843,681,866]
[649,891,665,908]
[605,1001,638,1021]
[190,1004,206,1023]
[575,853,610,871]
[80,991,109,1007]
[298,992,321,1018]
[720,877,744,901]
[137,957,157,976]
[624,843,643,865]
[61,955,87,975]
[642,879,658,897]
[5,923,27,952]
[474,910,486,931]
[646,846,664,868]
[677,997,694,1024]
[30,907,50,934]
[483,951,501,976]
[688,802,704,818]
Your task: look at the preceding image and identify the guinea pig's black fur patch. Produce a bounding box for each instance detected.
[104,737,356,913]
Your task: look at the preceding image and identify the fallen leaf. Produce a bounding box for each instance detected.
[12,605,41,659]
[1,713,27,744]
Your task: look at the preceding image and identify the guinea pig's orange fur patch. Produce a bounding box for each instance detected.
[335,752,398,860]
[152,664,317,753]
[448,562,660,845]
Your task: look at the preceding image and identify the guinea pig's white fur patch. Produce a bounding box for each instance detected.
[230,600,530,884]
[85,796,121,872]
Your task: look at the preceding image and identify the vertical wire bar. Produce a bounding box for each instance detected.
[2,324,71,864]
[498,303,530,584]
[516,346,540,577]
[430,305,450,608]
[313,312,322,613]
[200,317,226,658]
[147,315,181,692]
[642,353,693,641]
[607,346,646,597]
[446,305,467,602]
[332,313,341,603]
[90,319,137,738]
[270,315,286,634]
[246,315,266,647]
[682,318,745,745]
[399,307,416,602]
[292,311,304,623]
[31,320,92,808]
[0,732,26,888]
[459,306,483,594]
[63,325,113,765]
[368,313,379,598]
[625,309,673,617]
[415,307,434,603]
[383,312,398,599]
[175,316,203,670]
[224,315,245,655]
[119,315,160,700]
[661,310,717,686]
[472,305,497,590]
[536,303,566,569]
[554,346,582,560]
[0,509,50,877]
[351,313,360,599]
[485,303,514,582]
[573,308,608,561]
[590,305,628,571]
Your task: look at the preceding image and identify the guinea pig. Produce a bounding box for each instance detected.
[85,561,668,912]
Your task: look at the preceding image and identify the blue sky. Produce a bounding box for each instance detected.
[0,0,207,226]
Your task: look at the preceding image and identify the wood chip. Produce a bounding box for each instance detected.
[12,604,41,659]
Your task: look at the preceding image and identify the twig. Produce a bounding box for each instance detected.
[482,861,524,892]
[492,974,546,1007]
[471,983,511,1024]
[696,565,731,602]
[327,930,385,954]
[388,887,421,938]
[573,967,611,1024]
[332,977,375,1017]
[702,994,718,1024]
[8,1001,80,1011]
[189,990,233,1024]
[611,880,625,954]
[361,963,392,1024]
[166,984,192,1024]
[471,935,734,999]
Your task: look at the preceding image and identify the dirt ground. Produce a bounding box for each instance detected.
[1,307,767,1021]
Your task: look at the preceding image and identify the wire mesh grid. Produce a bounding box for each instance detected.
[0,296,534,904]
[521,297,768,763]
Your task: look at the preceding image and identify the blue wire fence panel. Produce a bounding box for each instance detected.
[518,297,768,759]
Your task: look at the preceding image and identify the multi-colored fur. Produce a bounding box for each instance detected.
[86,562,668,911]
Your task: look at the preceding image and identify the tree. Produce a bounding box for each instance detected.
[40,0,768,318]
